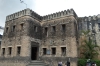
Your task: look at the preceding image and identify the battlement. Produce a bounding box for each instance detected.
[6,8,42,21]
[42,9,77,21]
[6,8,77,22]
[79,14,100,22]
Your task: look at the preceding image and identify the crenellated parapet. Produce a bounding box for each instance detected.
[6,8,78,22]
[6,8,42,21]
[78,15,100,33]
[80,15,97,22]
[42,8,78,21]
[81,14,100,22]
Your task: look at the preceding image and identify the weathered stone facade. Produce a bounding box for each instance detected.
[78,15,100,59]
[1,8,100,66]
[0,34,2,45]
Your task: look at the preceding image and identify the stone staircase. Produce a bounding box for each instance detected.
[27,61,48,66]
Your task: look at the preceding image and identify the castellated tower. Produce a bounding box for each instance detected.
[0,8,78,66]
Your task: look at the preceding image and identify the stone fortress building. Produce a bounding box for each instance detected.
[0,8,100,66]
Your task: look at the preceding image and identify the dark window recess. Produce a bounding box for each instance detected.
[61,47,66,56]
[20,23,24,30]
[52,26,56,32]
[17,46,21,55]
[34,26,37,32]
[2,48,5,55]
[52,48,56,55]
[62,24,66,32]
[45,27,48,36]
[8,47,12,55]
[43,48,47,55]
[6,27,8,33]
[12,25,15,32]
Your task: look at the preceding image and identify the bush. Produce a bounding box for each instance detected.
[78,59,100,66]
[78,59,87,66]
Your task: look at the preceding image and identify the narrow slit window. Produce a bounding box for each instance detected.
[61,47,66,56]
[20,23,24,30]
[43,48,47,55]
[12,25,15,32]
[45,27,48,36]
[8,47,12,55]
[17,46,21,55]
[52,26,56,32]
[62,24,66,32]
[2,48,5,56]
[6,27,8,33]
[34,26,37,32]
[52,48,56,55]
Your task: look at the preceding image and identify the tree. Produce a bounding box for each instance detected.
[79,30,99,59]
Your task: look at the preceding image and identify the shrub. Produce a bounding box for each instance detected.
[78,59,100,66]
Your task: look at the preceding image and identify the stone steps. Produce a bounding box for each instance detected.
[27,60,48,66]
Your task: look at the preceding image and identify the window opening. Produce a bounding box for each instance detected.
[20,23,24,30]
[62,24,66,32]
[52,48,56,55]
[6,27,8,33]
[52,26,56,32]
[43,48,47,55]
[34,26,37,32]
[45,27,48,36]
[8,47,12,55]
[61,47,66,56]
[17,46,21,55]
[12,25,15,32]
[2,48,5,56]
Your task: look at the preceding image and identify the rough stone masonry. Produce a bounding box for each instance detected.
[1,8,100,66]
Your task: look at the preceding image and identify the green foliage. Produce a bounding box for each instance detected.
[80,30,99,59]
[81,39,99,59]
[78,59,87,66]
[78,59,100,66]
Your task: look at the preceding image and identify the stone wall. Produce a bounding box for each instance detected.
[1,8,82,66]
[39,16,78,66]
[0,60,29,66]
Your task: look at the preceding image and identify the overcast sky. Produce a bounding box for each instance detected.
[0,0,100,34]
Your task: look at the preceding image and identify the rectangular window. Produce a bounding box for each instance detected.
[12,25,15,32]
[62,24,66,32]
[51,47,56,55]
[8,47,12,55]
[17,46,21,55]
[2,48,5,56]
[44,27,48,36]
[61,47,66,56]
[43,48,47,55]
[20,23,24,30]
[52,26,56,32]
[34,26,37,32]
[6,27,8,33]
